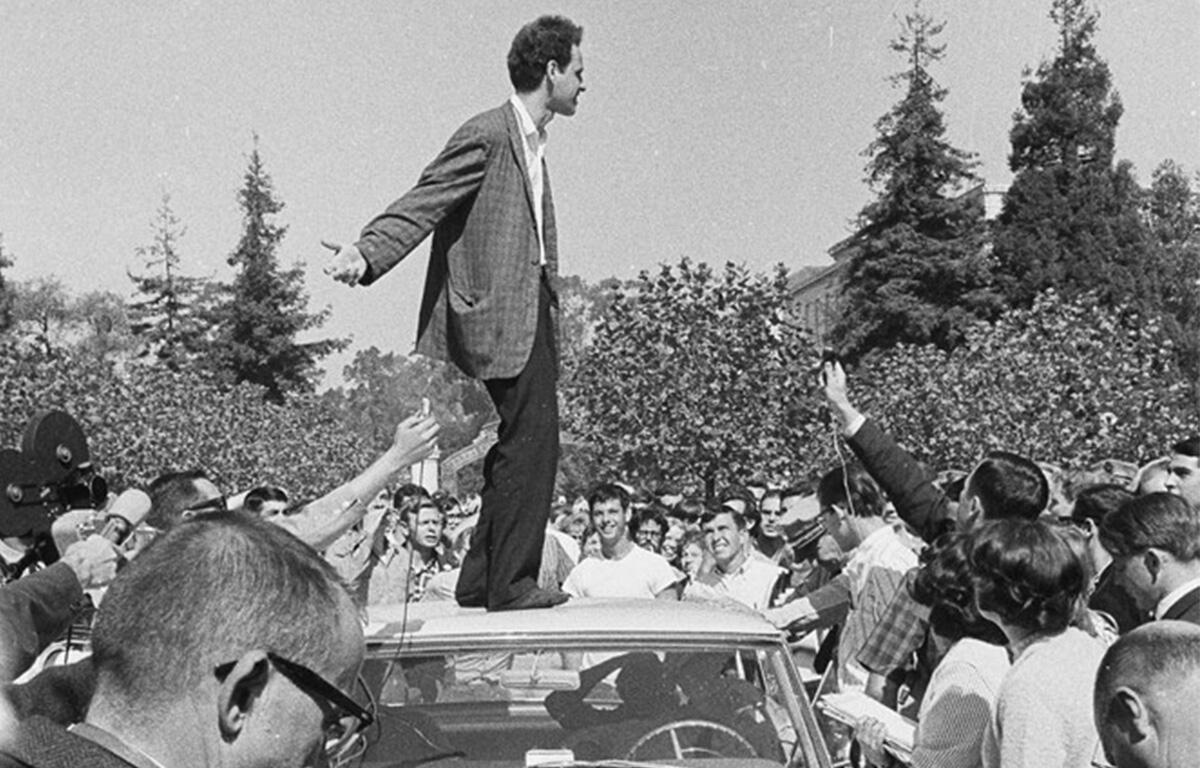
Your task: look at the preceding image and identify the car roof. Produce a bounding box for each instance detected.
[364,598,784,647]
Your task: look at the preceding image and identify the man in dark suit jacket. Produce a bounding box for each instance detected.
[326,15,585,611]
[1099,492,1200,626]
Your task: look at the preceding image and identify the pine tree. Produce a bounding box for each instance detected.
[212,138,347,401]
[832,6,998,357]
[992,0,1160,311]
[1146,160,1200,388]
[128,193,212,368]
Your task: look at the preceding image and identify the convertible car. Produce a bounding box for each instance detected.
[342,598,834,768]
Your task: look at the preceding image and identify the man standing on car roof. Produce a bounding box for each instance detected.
[325,15,586,612]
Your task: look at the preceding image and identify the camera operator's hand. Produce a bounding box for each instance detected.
[59,535,121,590]
[820,360,864,436]
[386,414,441,469]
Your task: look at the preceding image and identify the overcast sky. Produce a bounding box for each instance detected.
[1,0,1196,386]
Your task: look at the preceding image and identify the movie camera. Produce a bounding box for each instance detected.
[0,411,107,578]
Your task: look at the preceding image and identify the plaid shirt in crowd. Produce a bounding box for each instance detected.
[855,568,930,676]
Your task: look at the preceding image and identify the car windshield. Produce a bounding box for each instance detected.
[351,639,823,768]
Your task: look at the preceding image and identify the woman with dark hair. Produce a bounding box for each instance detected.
[854,533,1009,768]
[969,519,1106,768]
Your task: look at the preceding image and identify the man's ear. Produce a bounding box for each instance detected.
[1144,549,1165,582]
[1105,686,1154,748]
[217,651,271,742]
[964,494,983,523]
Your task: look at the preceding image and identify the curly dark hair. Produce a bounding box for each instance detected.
[912,532,1004,644]
[969,519,1086,636]
[507,16,583,92]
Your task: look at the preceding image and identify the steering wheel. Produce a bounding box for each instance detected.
[624,719,757,761]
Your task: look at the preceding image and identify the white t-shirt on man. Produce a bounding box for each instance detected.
[562,545,680,599]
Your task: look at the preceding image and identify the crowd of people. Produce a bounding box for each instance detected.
[0,359,1199,768]
[2,6,1200,762]
[298,359,1200,768]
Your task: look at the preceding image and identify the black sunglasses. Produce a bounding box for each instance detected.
[215,652,374,761]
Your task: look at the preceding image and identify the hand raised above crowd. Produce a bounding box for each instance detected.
[386,414,441,471]
[819,360,864,436]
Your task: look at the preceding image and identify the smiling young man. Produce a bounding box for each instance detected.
[561,484,680,600]
[691,506,787,611]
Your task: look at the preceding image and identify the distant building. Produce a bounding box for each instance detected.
[788,182,1005,341]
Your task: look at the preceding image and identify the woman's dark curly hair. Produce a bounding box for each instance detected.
[969,518,1086,636]
[912,532,1005,644]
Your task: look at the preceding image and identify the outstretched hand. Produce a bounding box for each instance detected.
[389,413,441,467]
[322,239,367,285]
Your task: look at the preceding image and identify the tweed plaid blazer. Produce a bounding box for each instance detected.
[356,101,559,380]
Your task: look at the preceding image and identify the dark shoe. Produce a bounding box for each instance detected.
[456,593,487,608]
[490,587,570,611]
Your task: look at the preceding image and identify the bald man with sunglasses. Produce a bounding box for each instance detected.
[1,513,369,768]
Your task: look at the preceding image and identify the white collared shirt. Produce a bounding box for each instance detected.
[842,523,920,599]
[1155,575,1200,620]
[508,94,547,265]
[705,554,786,611]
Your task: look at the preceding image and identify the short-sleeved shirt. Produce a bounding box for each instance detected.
[562,545,680,599]
[695,556,786,611]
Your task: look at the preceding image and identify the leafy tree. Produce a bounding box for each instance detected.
[562,259,831,497]
[992,0,1160,312]
[211,140,347,401]
[12,277,73,358]
[833,6,999,357]
[327,347,492,455]
[854,290,1198,470]
[128,193,213,368]
[13,280,132,363]
[556,274,625,378]
[72,290,135,363]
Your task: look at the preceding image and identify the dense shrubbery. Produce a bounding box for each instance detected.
[0,346,364,501]
[854,290,1198,470]
[563,259,833,496]
[1,287,1193,503]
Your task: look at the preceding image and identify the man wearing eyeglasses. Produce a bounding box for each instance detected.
[0,512,370,768]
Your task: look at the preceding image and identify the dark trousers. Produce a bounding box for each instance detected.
[455,275,560,609]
